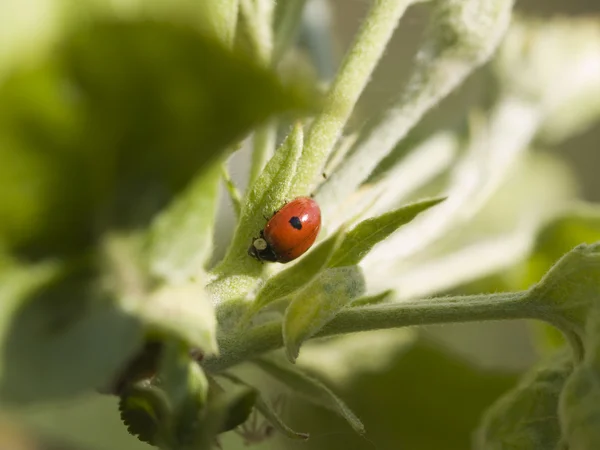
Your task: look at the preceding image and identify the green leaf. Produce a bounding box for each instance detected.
[253,354,365,434]
[528,242,600,357]
[560,365,600,450]
[476,349,573,450]
[559,305,600,449]
[218,372,310,440]
[0,64,89,256]
[158,342,209,413]
[217,386,259,433]
[328,197,445,268]
[141,282,218,355]
[519,203,600,354]
[119,384,171,447]
[283,266,365,362]
[215,123,305,275]
[254,395,310,441]
[64,20,312,192]
[0,262,143,404]
[0,18,314,258]
[147,164,221,283]
[252,227,347,313]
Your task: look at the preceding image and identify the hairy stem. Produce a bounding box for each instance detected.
[290,0,414,197]
[203,291,543,372]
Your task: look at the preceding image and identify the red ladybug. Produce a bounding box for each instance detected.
[249,197,321,263]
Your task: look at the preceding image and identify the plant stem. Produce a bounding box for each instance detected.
[202,291,543,372]
[290,0,414,198]
[316,0,515,209]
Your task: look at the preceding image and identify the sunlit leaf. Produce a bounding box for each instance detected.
[141,282,218,355]
[216,123,305,273]
[252,228,346,313]
[283,266,365,361]
[147,164,221,284]
[328,198,445,268]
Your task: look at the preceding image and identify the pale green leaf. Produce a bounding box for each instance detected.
[283,266,365,361]
[0,262,143,403]
[328,198,445,268]
[147,164,221,283]
[141,282,218,355]
[253,354,365,434]
[215,124,304,276]
[158,342,209,413]
[476,349,573,450]
[252,227,346,313]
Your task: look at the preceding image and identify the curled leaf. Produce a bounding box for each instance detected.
[119,384,171,446]
[254,354,365,435]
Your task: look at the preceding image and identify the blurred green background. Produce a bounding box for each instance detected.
[1,0,599,449]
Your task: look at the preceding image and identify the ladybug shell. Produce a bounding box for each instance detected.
[263,197,321,263]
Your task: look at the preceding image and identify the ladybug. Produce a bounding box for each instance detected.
[248,197,321,263]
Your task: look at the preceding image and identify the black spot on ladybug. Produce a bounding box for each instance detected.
[289,216,302,230]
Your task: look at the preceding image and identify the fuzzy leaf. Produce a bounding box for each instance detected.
[283,266,365,361]
[142,282,218,355]
[252,228,346,312]
[147,164,221,284]
[328,198,445,268]
[217,124,305,273]
[560,305,600,449]
[218,372,310,440]
[119,384,171,446]
[528,242,600,347]
[560,364,600,450]
[158,342,209,413]
[476,350,573,450]
[0,262,143,404]
[254,354,365,434]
